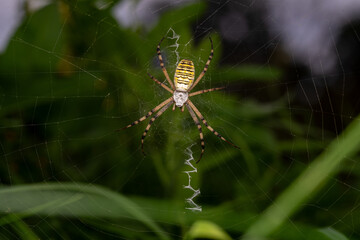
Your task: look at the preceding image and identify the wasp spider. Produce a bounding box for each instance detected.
[121,37,239,163]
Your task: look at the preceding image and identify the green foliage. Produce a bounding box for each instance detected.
[244,115,360,239]
[0,183,170,240]
[185,221,232,240]
[0,1,359,240]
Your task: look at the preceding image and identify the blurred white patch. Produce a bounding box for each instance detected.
[27,0,50,12]
[0,0,50,53]
[112,0,196,30]
[266,0,360,74]
[0,0,23,53]
[112,0,136,29]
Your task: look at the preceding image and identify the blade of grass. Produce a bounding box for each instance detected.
[317,227,349,240]
[9,217,39,240]
[0,193,83,226]
[212,65,282,83]
[243,117,360,239]
[0,183,170,240]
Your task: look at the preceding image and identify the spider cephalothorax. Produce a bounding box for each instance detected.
[173,91,188,107]
[121,37,239,163]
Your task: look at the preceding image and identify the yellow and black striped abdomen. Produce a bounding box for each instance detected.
[174,59,195,91]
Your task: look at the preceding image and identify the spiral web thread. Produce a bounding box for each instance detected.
[183,145,202,212]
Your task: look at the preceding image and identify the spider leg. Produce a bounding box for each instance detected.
[141,101,173,155]
[147,72,173,93]
[189,87,225,97]
[187,99,240,149]
[186,103,205,163]
[157,37,176,90]
[188,37,213,92]
[119,97,173,130]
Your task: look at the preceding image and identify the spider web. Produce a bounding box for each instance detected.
[1,0,360,239]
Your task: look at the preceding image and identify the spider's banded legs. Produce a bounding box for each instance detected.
[147,73,173,93]
[189,87,225,97]
[119,97,173,130]
[157,37,176,90]
[141,101,173,155]
[186,103,205,163]
[188,37,214,92]
[187,100,240,149]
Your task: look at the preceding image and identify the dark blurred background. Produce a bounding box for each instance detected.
[1,0,360,239]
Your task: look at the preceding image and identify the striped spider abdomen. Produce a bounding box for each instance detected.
[174,59,195,91]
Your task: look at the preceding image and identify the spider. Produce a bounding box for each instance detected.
[121,37,239,163]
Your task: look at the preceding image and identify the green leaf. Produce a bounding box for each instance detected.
[0,183,170,240]
[316,227,349,240]
[185,220,232,240]
[243,116,360,239]
[212,65,282,84]
[9,218,39,240]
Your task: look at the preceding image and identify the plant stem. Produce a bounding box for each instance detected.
[243,117,360,239]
